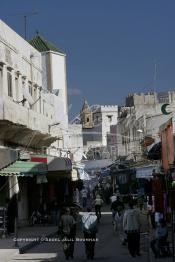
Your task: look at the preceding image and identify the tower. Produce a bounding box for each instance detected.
[80,100,93,128]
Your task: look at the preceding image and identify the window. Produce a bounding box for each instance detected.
[22,81,25,88]
[87,117,89,122]
[43,100,45,114]
[7,71,12,97]
[107,115,112,122]
[39,90,42,113]
[15,77,19,100]
[28,82,33,96]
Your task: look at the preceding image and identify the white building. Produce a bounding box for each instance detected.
[80,102,118,158]
[0,20,63,224]
[29,34,83,164]
[29,34,70,154]
[68,124,83,163]
[116,92,175,161]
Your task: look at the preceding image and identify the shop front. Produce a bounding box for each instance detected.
[31,154,73,206]
[0,160,48,226]
[160,118,175,231]
[47,156,72,205]
[0,147,18,206]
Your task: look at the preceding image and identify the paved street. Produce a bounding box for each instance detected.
[7,212,149,262]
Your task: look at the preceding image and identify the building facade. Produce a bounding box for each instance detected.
[80,102,118,158]
[116,92,175,161]
[0,20,74,226]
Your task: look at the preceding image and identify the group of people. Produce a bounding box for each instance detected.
[110,193,170,259]
[110,195,141,257]
[57,185,106,260]
[59,206,98,260]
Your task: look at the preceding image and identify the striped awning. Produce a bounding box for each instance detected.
[0,161,47,177]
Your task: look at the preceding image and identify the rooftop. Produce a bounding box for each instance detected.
[29,34,64,54]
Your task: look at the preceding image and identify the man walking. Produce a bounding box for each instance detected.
[59,208,76,260]
[82,208,98,260]
[111,195,124,224]
[123,201,141,257]
[94,195,103,222]
[81,187,88,208]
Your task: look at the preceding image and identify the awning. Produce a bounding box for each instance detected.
[0,120,57,148]
[82,159,113,171]
[0,161,47,177]
[147,142,161,160]
[47,157,72,172]
[136,165,155,179]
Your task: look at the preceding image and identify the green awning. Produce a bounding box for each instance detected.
[0,161,47,177]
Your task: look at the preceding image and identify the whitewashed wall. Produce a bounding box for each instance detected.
[68,124,83,162]
[101,106,118,146]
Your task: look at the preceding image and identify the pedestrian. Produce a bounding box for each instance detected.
[82,208,98,260]
[137,197,144,211]
[51,199,59,226]
[69,207,79,259]
[123,201,141,257]
[93,195,103,222]
[150,218,169,258]
[6,194,18,234]
[111,196,124,223]
[104,187,111,205]
[31,208,41,225]
[110,192,117,204]
[81,187,88,208]
[59,207,76,260]
[114,208,127,245]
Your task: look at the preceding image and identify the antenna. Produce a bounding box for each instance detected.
[153,61,157,93]
[153,60,157,104]
[24,12,38,40]
[4,11,38,40]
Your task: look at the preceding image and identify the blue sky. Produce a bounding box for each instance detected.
[1,0,175,119]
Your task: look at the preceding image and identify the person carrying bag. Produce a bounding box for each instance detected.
[82,208,98,260]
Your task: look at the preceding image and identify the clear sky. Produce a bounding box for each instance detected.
[1,0,175,119]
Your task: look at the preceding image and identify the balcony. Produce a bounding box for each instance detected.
[0,97,56,148]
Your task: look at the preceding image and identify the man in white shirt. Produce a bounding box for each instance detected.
[82,208,98,259]
[123,201,141,257]
[110,193,117,203]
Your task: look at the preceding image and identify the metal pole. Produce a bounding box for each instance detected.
[24,15,27,40]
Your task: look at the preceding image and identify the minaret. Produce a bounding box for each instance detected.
[80,100,93,128]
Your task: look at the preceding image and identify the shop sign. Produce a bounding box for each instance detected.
[19,151,30,160]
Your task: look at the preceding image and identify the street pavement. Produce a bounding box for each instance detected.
[7,211,150,262]
[0,225,58,262]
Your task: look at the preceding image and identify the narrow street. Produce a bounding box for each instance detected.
[1,3,175,262]
[9,212,149,262]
